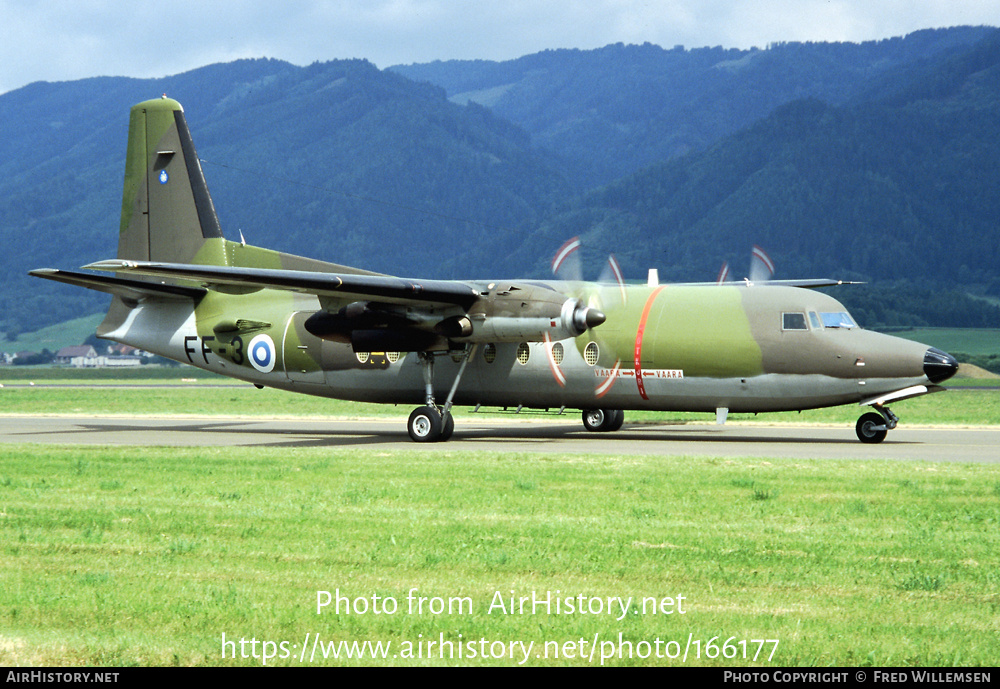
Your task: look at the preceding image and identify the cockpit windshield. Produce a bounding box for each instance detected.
[818,312,857,329]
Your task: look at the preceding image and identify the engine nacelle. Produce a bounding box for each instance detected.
[448,298,605,343]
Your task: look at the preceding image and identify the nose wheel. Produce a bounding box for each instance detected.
[856,412,887,444]
[856,405,898,444]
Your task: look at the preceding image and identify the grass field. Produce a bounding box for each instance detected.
[1,444,998,667]
[0,365,229,385]
[2,376,1000,426]
[2,372,999,666]
[885,328,1000,357]
[3,314,105,354]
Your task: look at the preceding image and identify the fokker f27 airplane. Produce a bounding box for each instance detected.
[31,97,959,443]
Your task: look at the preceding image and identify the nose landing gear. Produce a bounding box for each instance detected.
[856,405,898,444]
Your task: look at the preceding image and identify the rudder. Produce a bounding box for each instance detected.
[118,97,223,262]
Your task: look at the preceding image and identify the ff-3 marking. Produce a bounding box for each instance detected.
[184,335,245,366]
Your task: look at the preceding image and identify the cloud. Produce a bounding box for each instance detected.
[1,0,996,94]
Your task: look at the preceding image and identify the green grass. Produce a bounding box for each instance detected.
[884,328,1000,357]
[0,366,228,385]
[4,314,105,353]
[1,445,998,666]
[2,382,1000,426]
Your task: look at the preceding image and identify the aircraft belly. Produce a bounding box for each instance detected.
[98,300,198,362]
[584,373,824,413]
[311,341,924,413]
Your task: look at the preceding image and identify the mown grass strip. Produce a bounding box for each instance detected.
[1,445,998,666]
[2,384,1000,426]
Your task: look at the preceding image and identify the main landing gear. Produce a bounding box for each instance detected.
[856,405,899,444]
[582,408,625,432]
[407,405,454,442]
[407,347,474,442]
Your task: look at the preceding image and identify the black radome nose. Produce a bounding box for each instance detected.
[924,348,959,384]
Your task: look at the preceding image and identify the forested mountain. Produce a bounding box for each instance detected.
[483,28,1000,327]
[2,26,1000,337]
[391,27,994,187]
[0,59,571,335]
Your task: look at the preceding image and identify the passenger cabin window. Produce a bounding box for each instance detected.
[819,312,858,329]
[782,312,808,331]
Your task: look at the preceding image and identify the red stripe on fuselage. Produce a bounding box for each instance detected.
[634,286,665,400]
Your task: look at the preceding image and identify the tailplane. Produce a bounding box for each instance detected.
[30,96,383,330]
[118,96,223,263]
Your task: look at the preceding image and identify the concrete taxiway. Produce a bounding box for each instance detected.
[0,415,997,462]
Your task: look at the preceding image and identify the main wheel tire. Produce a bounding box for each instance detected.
[582,408,624,432]
[608,409,625,432]
[440,412,455,442]
[856,412,888,444]
[408,406,443,442]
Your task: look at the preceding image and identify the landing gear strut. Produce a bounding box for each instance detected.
[856,405,898,444]
[406,346,474,442]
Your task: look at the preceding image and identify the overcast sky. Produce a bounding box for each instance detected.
[2,1,997,94]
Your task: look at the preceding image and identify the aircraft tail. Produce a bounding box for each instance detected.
[117,96,223,263]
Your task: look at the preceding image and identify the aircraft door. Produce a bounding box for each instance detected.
[282,312,326,385]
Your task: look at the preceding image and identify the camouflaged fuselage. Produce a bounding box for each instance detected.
[97,241,935,415]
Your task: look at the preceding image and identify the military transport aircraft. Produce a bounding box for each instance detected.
[31,97,959,443]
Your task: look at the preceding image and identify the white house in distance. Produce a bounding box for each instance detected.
[54,344,144,368]
[54,345,100,367]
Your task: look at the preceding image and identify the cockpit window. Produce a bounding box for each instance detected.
[808,311,822,329]
[782,312,808,330]
[819,312,857,329]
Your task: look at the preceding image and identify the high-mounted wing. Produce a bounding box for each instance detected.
[82,259,606,350]
[29,268,206,302]
[686,278,863,289]
[84,260,481,309]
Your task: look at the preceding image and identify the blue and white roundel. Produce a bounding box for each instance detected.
[159,170,169,185]
[247,334,276,373]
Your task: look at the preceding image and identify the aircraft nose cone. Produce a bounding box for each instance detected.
[924,347,959,384]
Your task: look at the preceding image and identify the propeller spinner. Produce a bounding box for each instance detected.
[550,236,628,394]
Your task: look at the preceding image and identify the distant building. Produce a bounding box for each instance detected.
[101,356,142,368]
[55,345,99,367]
[108,344,139,356]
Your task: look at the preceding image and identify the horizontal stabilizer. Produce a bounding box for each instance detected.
[29,268,206,302]
[83,260,480,309]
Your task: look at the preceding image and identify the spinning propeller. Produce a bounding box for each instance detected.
[550,237,627,394]
[717,245,775,285]
[551,236,628,308]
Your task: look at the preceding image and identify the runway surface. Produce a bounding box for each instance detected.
[1,415,997,462]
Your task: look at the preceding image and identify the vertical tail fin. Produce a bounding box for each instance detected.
[118,97,223,263]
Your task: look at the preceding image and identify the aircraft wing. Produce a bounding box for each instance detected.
[83,260,481,309]
[29,268,207,301]
[677,278,863,289]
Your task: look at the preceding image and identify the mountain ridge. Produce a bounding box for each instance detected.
[2,26,999,336]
